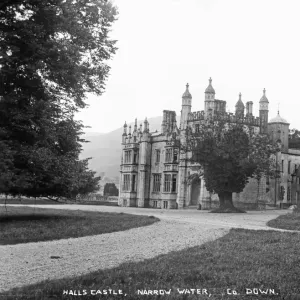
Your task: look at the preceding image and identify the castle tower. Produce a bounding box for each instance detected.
[204,77,215,117]
[235,93,245,117]
[268,112,289,152]
[180,83,192,130]
[259,88,269,134]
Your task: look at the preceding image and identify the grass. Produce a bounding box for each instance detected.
[3,229,300,300]
[267,210,300,231]
[0,198,118,206]
[0,198,66,205]
[0,206,159,245]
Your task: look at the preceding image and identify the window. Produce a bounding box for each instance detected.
[131,174,136,192]
[195,124,200,133]
[288,161,291,174]
[153,200,158,208]
[124,150,131,163]
[281,160,284,172]
[164,174,177,193]
[287,187,291,202]
[165,148,172,162]
[155,150,160,163]
[163,201,168,209]
[122,174,130,191]
[153,174,161,192]
[280,186,285,200]
[164,174,171,192]
[133,151,138,164]
[173,148,178,162]
[165,148,178,163]
[172,174,177,192]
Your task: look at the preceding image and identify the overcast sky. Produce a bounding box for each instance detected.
[76,0,300,133]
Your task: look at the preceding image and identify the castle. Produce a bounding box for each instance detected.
[118,78,300,209]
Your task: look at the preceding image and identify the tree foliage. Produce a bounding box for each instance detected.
[184,119,279,211]
[0,0,117,198]
[289,129,300,149]
[103,182,119,196]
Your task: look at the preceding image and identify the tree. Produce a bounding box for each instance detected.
[289,129,300,149]
[0,0,117,198]
[184,119,278,212]
[103,183,119,196]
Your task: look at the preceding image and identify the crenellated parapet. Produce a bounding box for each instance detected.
[188,110,205,121]
[188,110,260,126]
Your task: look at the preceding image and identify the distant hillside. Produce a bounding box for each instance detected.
[80,116,164,179]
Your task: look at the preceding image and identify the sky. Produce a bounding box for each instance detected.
[76,0,300,133]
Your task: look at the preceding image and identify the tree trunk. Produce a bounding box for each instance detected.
[218,191,235,209]
[212,191,245,213]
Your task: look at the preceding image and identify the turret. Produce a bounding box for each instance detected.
[204,77,215,117]
[138,117,151,208]
[143,118,149,133]
[180,83,192,130]
[134,118,137,132]
[235,93,245,117]
[132,118,138,142]
[268,111,289,152]
[259,88,269,134]
[122,121,127,143]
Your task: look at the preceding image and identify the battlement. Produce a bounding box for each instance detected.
[188,110,260,126]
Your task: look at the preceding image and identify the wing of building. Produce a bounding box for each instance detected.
[119,78,300,209]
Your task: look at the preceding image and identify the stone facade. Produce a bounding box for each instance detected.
[119,78,298,209]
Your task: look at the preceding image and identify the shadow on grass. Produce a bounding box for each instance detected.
[0,214,68,222]
[0,206,159,245]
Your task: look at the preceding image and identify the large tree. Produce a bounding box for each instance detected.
[0,0,117,198]
[184,119,278,212]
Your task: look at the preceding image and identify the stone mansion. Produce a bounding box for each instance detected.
[118,78,300,209]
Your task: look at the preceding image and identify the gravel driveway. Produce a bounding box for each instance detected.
[0,205,289,292]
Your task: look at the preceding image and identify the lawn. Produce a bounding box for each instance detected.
[267,210,300,231]
[3,229,300,300]
[0,206,159,245]
[0,198,66,205]
[0,198,118,206]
